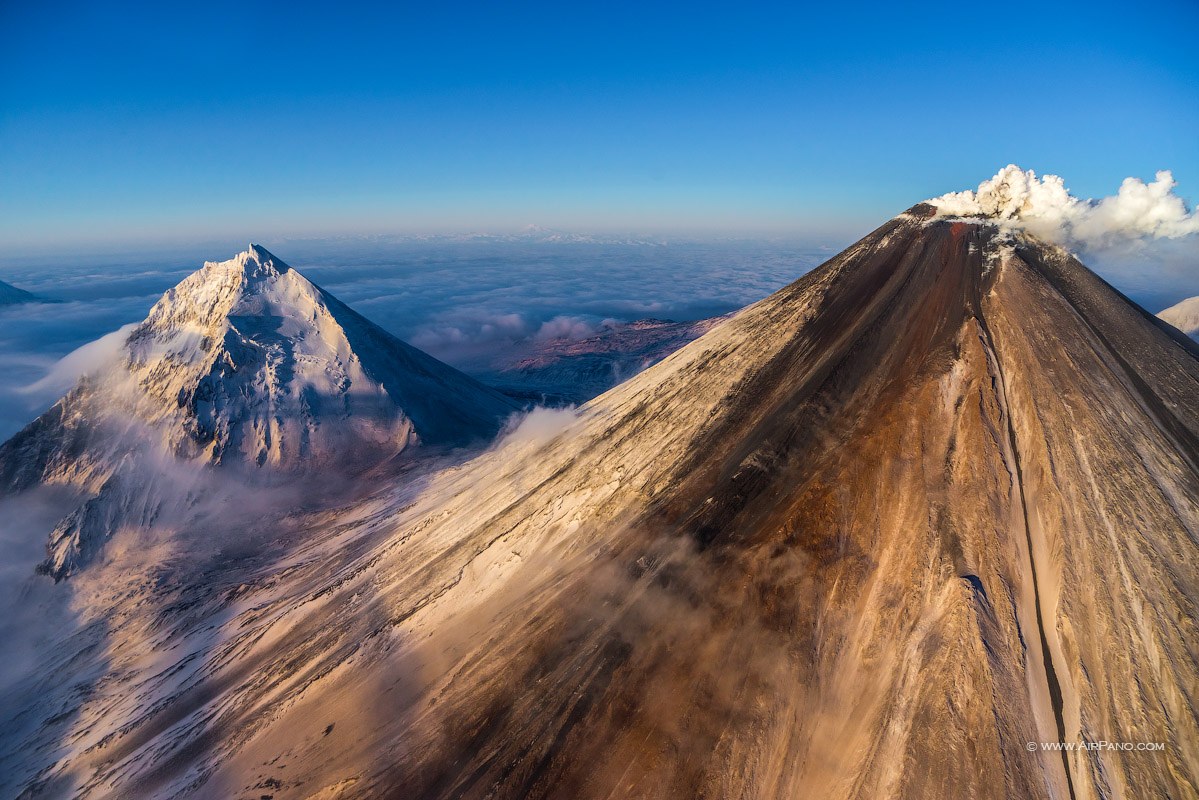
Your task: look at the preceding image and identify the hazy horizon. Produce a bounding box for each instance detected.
[4,1,1197,250]
[0,238,833,440]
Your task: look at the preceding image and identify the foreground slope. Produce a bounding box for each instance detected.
[0,245,518,578]
[5,210,1198,799]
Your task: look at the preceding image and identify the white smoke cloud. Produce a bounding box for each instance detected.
[493,406,580,453]
[928,165,1199,249]
[17,323,138,398]
[534,315,600,342]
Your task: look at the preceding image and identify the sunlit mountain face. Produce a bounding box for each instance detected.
[0,240,830,445]
[2,203,1197,799]
[0,244,519,579]
[3,0,1198,792]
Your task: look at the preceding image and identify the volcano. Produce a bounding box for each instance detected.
[3,210,1197,799]
[0,245,519,578]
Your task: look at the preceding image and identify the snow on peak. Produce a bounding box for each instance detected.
[0,246,520,578]
[115,246,516,467]
[232,243,288,280]
[1158,295,1199,340]
[926,165,1199,249]
[135,245,305,339]
[245,242,274,259]
[5,243,518,476]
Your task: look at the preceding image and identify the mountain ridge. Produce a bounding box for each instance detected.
[0,277,51,305]
[0,244,520,578]
[2,212,1197,798]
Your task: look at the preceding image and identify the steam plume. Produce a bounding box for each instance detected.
[928,165,1199,249]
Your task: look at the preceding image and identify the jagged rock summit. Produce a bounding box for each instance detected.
[115,243,519,465]
[0,244,519,577]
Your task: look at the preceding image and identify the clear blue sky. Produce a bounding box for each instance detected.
[2,0,1197,250]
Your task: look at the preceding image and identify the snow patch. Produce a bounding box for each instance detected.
[1158,295,1199,339]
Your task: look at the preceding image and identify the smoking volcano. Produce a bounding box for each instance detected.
[3,209,1198,799]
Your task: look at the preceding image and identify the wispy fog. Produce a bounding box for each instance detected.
[1083,237,1199,315]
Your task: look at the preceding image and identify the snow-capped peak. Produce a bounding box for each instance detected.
[0,246,520,577]
[236,242,287,277]
[116,245,519,467]
[1158,295,1199,340]
[135,244,303,337]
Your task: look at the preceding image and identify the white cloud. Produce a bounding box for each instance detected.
[19,323,138,399]
[534,315,598,341]
[408,312,532,355]
[928,165,1199,250]
[493,406,580,453]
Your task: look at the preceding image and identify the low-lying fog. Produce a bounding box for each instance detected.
[0,233,1195,441]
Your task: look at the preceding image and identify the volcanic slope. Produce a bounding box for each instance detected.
[6,208,1198,799]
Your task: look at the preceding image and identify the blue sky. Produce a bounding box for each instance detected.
[2,0,1198,250]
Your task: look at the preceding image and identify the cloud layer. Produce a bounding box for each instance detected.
[0,241,824,440]
[928,165,1199,250]
[2,191,1197,444]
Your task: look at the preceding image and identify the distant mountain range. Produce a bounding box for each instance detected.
[273,226,673,250]
[0,278,49,305]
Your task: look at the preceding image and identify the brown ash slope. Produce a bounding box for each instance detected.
[6,207,1198,799]
[340,205,1199,799]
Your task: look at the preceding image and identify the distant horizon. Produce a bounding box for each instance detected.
[0,220,861,261]
[1,217,1196,317]
[4,1,1197,251]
